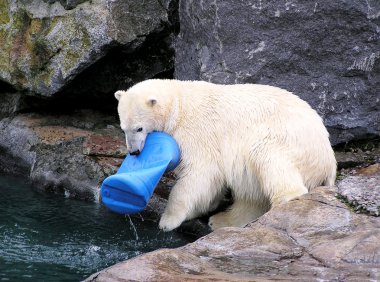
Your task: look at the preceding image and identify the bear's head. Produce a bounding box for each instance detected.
[115,80,173,155]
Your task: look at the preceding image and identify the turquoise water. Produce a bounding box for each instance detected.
[0,175,192,281]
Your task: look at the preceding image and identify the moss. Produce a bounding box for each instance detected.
[335,193,372,215]
[7,9,31,85]
[31,33,53,74]
[0,0,10,24]
[12,9,31,33]
[2,6,94,91]
[27,18,58,87]
[5,10,54,88]
[0,29,10,71]
[10,67,28,88]
[335,172,345,181]
[62,24,91,73]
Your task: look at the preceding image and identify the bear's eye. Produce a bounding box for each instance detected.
[136,127,143,132]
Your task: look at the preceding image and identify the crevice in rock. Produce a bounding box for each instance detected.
[45,27,176,113]
[0,80,18,94]
[302,198,348,211]
[334,137,380,173]
[305,252,329,268]
[42,0,88,10]
[167,0,180,36]
[334,137,380,153]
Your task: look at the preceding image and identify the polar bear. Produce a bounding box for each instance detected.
[115,79,336,231]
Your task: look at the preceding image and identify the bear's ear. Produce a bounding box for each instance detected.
[114,90,125,101]
[146,97,157,107]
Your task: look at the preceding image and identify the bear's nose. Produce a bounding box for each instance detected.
[130,150,141,156]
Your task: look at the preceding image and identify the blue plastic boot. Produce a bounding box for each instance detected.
[101,132,180,214]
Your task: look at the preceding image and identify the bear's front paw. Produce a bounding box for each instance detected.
[159,213,185,232]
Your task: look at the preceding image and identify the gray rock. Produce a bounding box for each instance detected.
[86,186,380,281]
[0,0,176,97]
[337,163,380,216]
[174,0,380,145]
[0,110,123,200]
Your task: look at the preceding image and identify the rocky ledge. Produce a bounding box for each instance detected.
[0,108,125,200]
[86,166,380,281]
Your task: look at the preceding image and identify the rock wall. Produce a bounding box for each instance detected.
[175,0,380,145]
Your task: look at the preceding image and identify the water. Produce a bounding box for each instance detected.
[0,174,192,281]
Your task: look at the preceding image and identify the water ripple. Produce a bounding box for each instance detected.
[0,174,192,281]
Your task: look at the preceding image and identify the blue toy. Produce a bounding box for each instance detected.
[101,132,180,214]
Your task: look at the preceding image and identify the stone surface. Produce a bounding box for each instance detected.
[337,163,380,216]
[0,110,124,200]
[86,186,380,281]
[175,0,380,145]
[0,0,176,97]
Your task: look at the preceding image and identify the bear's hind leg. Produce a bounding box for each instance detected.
[270,183,308,207]
[258,153,309,207]
[208,199,268,230]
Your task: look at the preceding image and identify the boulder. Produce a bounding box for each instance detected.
[337,163,380,216]
[0,110,124,200]
[174,0,380,145]
[0,0,177,97]
[86,185,380,281]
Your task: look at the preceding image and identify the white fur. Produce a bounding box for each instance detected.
[115,79,336,231]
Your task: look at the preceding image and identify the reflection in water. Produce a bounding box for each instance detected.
[0,174,192,281]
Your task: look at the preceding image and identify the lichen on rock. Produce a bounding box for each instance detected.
[0,0,175,96]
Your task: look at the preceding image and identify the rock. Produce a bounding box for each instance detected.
[0,0,177,97]
[0,110,124,200]
[174,0,380,145]
[86,186,380,281]
[337,163,380,216]
[82,134,128,157]
[335,139,380,169]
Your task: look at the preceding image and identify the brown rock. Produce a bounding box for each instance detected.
[82,134,127,158]
[355,163,380,176]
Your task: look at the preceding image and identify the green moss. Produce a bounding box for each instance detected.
[335,172,345,181]
[0,28,10,70]
[10,67,28,88]
[31,34,53,75]
[27,18,59,87]
[336,193,368,215]
[12,9,31,33]
[0,0,10,24]
[62,24,91,72]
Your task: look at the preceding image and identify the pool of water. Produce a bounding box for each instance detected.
[0,175,192,281]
